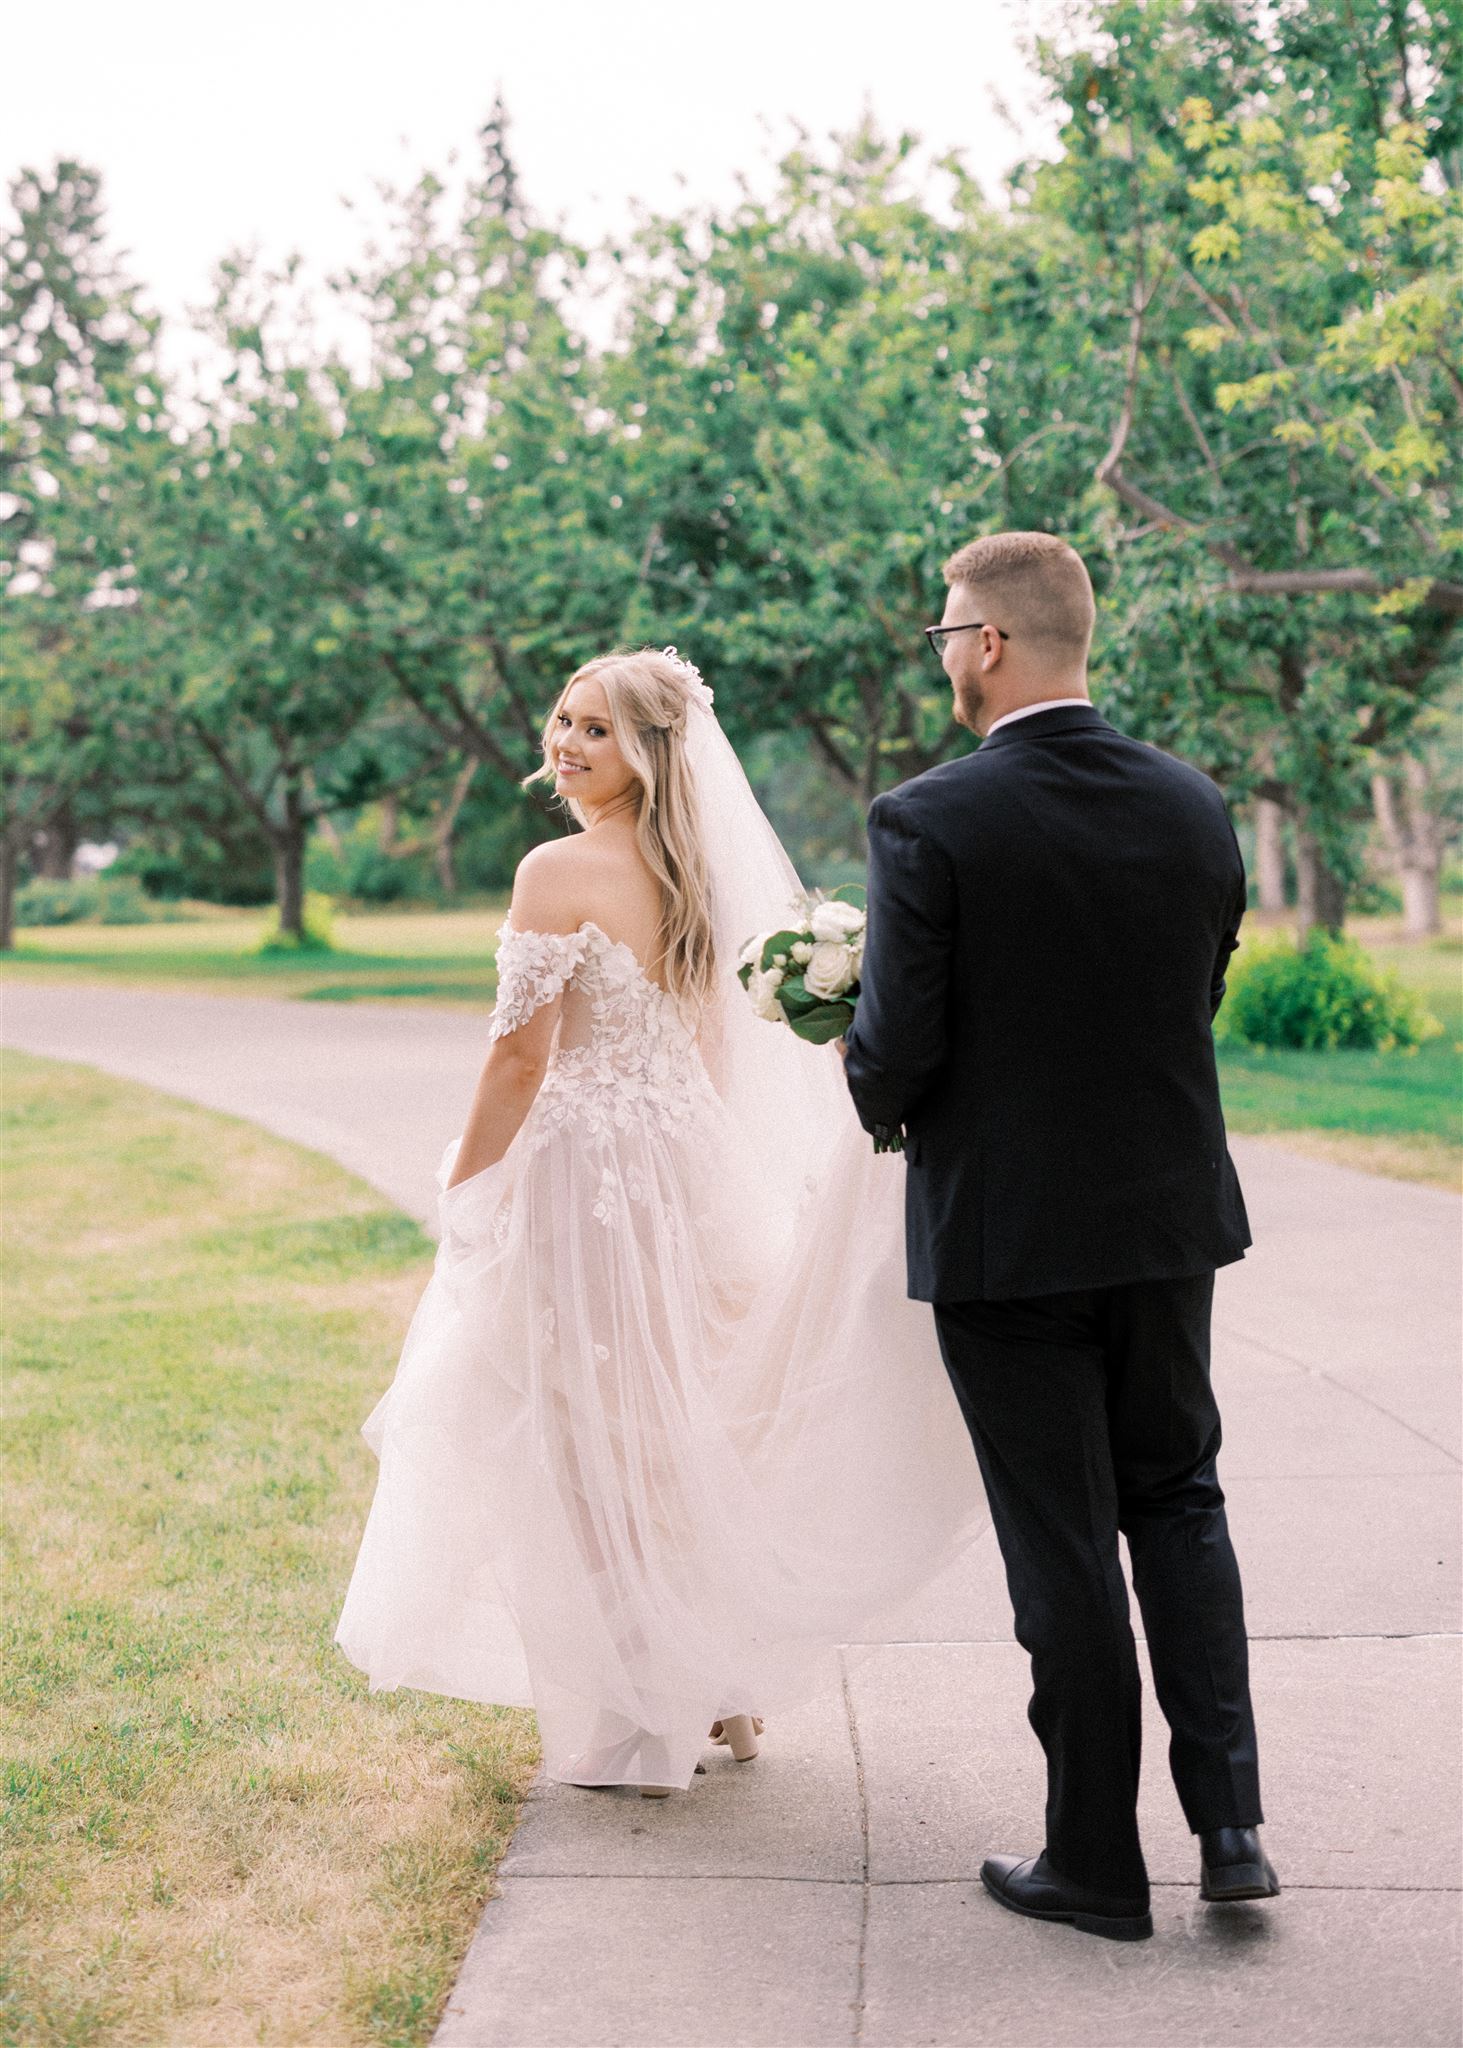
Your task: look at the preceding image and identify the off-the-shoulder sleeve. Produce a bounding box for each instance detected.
[488,920,589,1042]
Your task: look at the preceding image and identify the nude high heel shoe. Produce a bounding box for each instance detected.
[708,1713,763,1761]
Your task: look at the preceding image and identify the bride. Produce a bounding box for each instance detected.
[334,646,987,1794]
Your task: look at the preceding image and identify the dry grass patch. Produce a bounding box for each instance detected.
[1250,1126,1462,1190]
[1,1050,540,2048]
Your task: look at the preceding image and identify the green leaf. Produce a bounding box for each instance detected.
[788,1001,855,1045]
[760,929,803,972]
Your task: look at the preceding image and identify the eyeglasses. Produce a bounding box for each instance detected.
[924,621,1010,657]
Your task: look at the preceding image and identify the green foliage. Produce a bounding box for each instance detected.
[11,875,193,926]
[108,831,275,906]
[1027,0,1462,904]
[0,160,168,941]
[8,38,1459,939]
[1218,929,1443,1050]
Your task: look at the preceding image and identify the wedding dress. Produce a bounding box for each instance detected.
[334,672,989,1791]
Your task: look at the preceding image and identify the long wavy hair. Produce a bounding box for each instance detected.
[522,648,717,1012]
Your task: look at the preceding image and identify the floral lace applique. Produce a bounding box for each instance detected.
[592,1165,620,1228]
[489,921,591,1043]
[487,920,720,1160]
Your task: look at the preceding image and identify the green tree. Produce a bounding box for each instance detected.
[320,104,638,824]
[604,118,1104,807]
[129,250,452,938]
[0,160,165,946]
[1026,0,1462,929]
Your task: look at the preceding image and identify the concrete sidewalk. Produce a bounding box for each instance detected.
[4,981,1460,2047]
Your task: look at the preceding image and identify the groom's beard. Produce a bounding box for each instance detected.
[952,674,985,734]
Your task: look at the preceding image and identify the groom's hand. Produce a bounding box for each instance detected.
[834,1038,848,1061]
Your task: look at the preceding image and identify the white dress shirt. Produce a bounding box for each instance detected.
[984,697,1093,739]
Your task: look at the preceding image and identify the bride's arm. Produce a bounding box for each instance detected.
[446,850,582,1187]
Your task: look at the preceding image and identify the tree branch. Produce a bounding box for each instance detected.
[797,707,858,790]
[189,721,281,843]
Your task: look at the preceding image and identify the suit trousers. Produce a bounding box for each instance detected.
[932,1269,1263,1898]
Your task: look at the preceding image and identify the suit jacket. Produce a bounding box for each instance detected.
[842,702,1251,1303]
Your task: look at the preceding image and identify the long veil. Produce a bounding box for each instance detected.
[675,660,990,1654]
[678,665,851,1209]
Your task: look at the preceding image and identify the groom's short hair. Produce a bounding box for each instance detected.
[942,532,1096,661]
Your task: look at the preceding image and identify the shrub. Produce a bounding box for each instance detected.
[1217,930,1443,1052]
[13,875,192,926]
[304,821,441,905]
[255,890,337,954]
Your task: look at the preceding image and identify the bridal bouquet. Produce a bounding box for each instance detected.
[737,887,865,1043]
[737,889,899,1151]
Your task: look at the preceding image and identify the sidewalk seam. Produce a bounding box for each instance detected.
[851,1630,1462,1647]
[488,1871,1461,1894]
[1215,1318,1462,1465]
[840,1648,872,2048]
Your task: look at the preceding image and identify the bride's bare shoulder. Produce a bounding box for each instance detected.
[509,831,661,947]
[506,835,590,935]
[508,831,638,931]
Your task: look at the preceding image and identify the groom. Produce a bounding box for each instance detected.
[842,530,1278,1943]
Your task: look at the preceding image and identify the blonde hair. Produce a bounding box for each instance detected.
[942,531,1096,662]
[522,648,717,1013]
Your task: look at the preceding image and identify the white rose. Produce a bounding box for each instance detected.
[804,939,857,999]
[765,964,785,988]
[747,966,786,1022]
[738,930,770,968]
[809,899,865,942]
[790,940,814,964]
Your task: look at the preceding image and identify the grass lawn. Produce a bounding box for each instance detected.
[0,903,513,1006]
[1,1050,540,2047]
[1216,914,1462,1188]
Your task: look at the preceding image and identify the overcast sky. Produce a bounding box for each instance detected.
[4,0,1067,390]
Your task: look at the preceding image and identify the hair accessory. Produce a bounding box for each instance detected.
[660,645,716,713]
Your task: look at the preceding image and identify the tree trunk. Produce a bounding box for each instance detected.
[433,758,478,897]
[1254,796,1287,912]
[0,835,16,951]
[1370,758,1442,938]
[1295,828,1347,938]
[32,798,79,879]
[274,780,307,938]
[1401,863,1440,937]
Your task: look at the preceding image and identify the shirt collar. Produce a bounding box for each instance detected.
[983,697,1094,739]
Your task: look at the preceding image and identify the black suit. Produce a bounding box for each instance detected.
[843,703,1263,1898]
[843,700,1251,1304]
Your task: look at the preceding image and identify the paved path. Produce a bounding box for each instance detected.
[4,981,1460,2048]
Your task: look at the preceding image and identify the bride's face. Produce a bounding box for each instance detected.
[551,679,639,816]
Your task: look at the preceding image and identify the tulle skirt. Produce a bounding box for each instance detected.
[333,1072,988,1790]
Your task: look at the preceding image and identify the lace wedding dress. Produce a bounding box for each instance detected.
[334,913,988,1789]
[335,674,988,1791]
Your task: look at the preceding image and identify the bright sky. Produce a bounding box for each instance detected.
[4,0,1066,392]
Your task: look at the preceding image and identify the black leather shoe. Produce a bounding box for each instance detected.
[1199,1826,1280,1901]
[980,1852,1153,1942]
